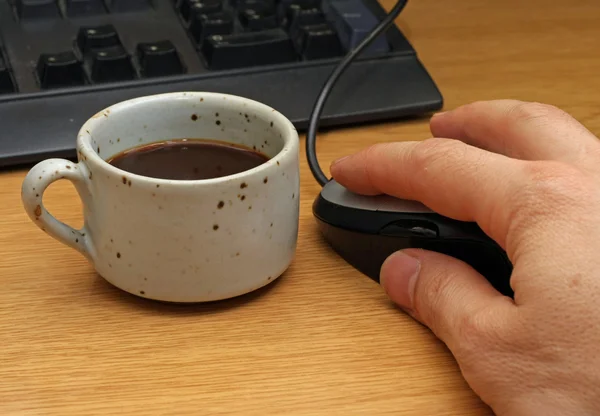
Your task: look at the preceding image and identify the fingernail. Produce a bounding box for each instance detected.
[431,111,447,119]
[330,155,350,168]
[380,251,421,311]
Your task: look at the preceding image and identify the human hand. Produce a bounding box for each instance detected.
[329,100,600,415]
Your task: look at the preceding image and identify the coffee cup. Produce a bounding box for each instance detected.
[21,92,300,302]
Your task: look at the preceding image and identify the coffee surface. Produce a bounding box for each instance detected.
[107,139,269,180]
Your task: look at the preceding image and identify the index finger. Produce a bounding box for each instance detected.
[329,138,525,246]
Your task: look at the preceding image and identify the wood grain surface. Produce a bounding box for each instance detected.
[2,1,600,414]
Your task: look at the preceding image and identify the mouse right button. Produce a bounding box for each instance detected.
[379,220,439,238]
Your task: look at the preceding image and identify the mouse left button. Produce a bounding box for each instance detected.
[379,220,439,238]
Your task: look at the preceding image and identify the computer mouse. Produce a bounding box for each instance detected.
[312,180,514,297]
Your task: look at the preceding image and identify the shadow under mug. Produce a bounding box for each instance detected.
[21,92,300,303]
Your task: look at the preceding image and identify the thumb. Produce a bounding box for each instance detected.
[380,249,515,350]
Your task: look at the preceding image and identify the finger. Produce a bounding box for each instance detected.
[329,139,524,245]
[430,100,600,168]
[380,249,515,352]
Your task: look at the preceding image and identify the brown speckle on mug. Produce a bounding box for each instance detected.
[263,177,268,184]
[140,291,145,295]
[128,180,132,187]
[191,114,198,121]
[241,195,246,201]
[240,182,247,189]
[216,120,221,126]
[122,176,127,184]
[89,171,93,180]
[116,252,121,258]
[218,201,224,209]
[34,205,41,217]
[213,224,219,230]
[270,122,273,127]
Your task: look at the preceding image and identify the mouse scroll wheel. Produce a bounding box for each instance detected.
[379,220,439,238]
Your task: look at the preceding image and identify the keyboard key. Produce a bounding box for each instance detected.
[239,8,278,31]
[90,46,136,82]
[15,0,60,19]
[293,23,344,60]
[104,0,150,12]
[77,25,121,55]
[189,11,234,44]
[286,6,325,37]
[180,0,221,21]
[137,41,185,77]
[65,0,106,16]
[201,29,297,70]
[0,56,15,94]
[36,52,86,88]
[324,0,389,53]
[236,0,274,13]
[277,0,319,20]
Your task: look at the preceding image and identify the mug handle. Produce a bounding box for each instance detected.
[21,158,95,260]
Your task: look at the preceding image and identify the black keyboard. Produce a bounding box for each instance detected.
[0,0,442,167]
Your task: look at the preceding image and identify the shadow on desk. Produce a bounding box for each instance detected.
[91,269,287,316]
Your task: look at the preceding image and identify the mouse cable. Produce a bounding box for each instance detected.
[305,0,409,187]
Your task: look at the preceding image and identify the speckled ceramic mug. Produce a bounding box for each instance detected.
[21,92,300,302]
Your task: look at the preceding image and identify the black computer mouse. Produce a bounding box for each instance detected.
[312,180,514,297]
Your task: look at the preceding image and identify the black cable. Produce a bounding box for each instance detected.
[306,0,409,187]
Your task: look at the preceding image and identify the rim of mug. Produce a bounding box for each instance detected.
[76,91,299,185]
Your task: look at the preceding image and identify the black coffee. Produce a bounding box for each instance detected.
[107,139,269,180]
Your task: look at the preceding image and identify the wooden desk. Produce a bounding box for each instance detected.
[2,1,599,414]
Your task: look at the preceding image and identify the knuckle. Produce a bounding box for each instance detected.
[363,143,393,189]
[454,309,490,353]
[411,138,467,172]
[506,101,565,125]
[413,265,457,336]
[512,162,588,211]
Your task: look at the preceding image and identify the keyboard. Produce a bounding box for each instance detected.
[0,0,442,167]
